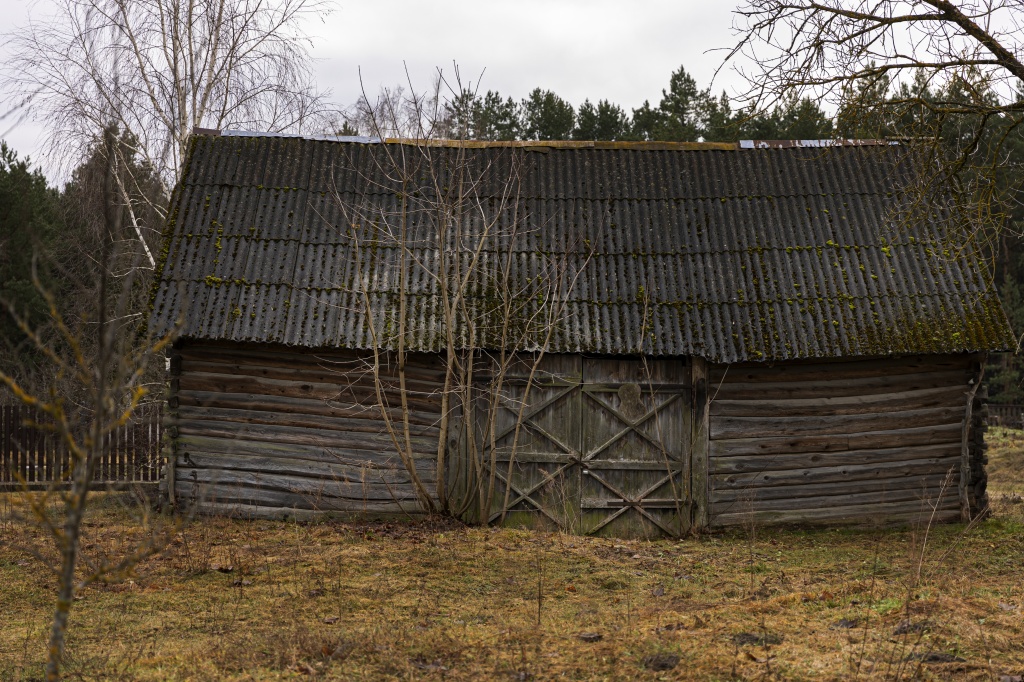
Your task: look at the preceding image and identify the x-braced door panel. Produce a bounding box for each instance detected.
[481,355,691,537]
[484,355,582,531]
[579,358,691,538]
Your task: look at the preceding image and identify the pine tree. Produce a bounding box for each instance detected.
[573,99,631,140]
[520,89,575,140]
[0,142,60,371]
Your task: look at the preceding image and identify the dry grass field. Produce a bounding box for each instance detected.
[3,432,1024,681]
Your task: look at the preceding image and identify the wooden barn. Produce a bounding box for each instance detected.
[149,132,1014,537]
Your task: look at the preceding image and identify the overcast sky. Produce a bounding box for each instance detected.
[0,0,745,181]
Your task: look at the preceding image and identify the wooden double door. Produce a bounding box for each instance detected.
[483,355,692,537]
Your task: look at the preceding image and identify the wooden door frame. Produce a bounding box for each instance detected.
[691,357,711,531]
[578,382,690,536]
[472,353,711,536]
[576,356,694,537]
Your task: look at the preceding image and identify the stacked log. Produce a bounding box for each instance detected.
[705,354,980,527]
[166,341,444,518]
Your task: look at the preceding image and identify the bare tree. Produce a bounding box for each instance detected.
[341,69,453,140]
[3,0,332,262]
[731,1,1024,108]
[331,72,595,526]
[728,1,1024,247]
[0,127,177,681]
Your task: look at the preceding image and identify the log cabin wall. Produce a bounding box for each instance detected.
[704,354,986,527]
[166,340,444,519]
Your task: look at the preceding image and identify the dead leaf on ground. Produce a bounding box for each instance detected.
[830,619,860,630]
[998,602,1019,612]
[907,651,966,663]
[323,616,339,625]
[893,619,928,635]
[913,651,966,659]
[642,653,680,671]
[652,584,665,597]
[410,656,447,672]
[746,652,776,663]
[733,632,782,646]
[290,661,316,675]
[578,632,603,642]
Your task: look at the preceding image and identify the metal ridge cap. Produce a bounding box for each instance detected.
[215,129,383,143]
[198,130,738,150]
[738,139,901,149]
[195,131,903,151]
[381,139,738,150]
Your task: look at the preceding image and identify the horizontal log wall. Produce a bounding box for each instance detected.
[169,340,444,518]
[706,354,981,527]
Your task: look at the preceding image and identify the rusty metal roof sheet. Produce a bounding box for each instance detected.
[149,134,1014,362]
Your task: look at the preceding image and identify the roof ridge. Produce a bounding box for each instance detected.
[207,128,897,151]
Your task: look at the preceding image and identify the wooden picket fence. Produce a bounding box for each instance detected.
[0,403,163,490]
[988,404,1024,429]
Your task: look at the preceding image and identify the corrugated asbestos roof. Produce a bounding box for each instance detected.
[149,134,1014,363]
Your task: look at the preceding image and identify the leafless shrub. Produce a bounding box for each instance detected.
[0,128,177,680]
[329,69,593,527]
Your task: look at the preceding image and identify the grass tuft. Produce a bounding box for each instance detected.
[1,433,1024,679]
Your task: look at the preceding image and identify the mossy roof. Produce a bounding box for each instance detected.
[148,134,1014,362]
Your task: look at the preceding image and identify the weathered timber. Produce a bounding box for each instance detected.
[176,406,440,437]
[179,359,447,394]
[489,451,580,464]
[691,357,710,529]
[709,385,967,417]
[712,456,960,489]
[712,486,957,514]
[471,354,691,538]
[581,497,683,509]
[178,342,447,380]
[176,434,438,463]
[710,406,964,440]
[177,373,442,411]
[704,354,975,528]
[711,473,952,503]
[709,442,961,475]
[175,418,438,452]
[169,340,446,515]
[709,423,963,458]
[578,357,690,538]
[177,468,425,501]
[175,482,422,513]
[968,380,990,517]
[176,390,442,426]
[188,500,421,521]
[961,368,982,521]
[176,453,432,485]
[711,370,969,400]
[712,498,961,527]
[490,451,685,471]
[709,355,971,384]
